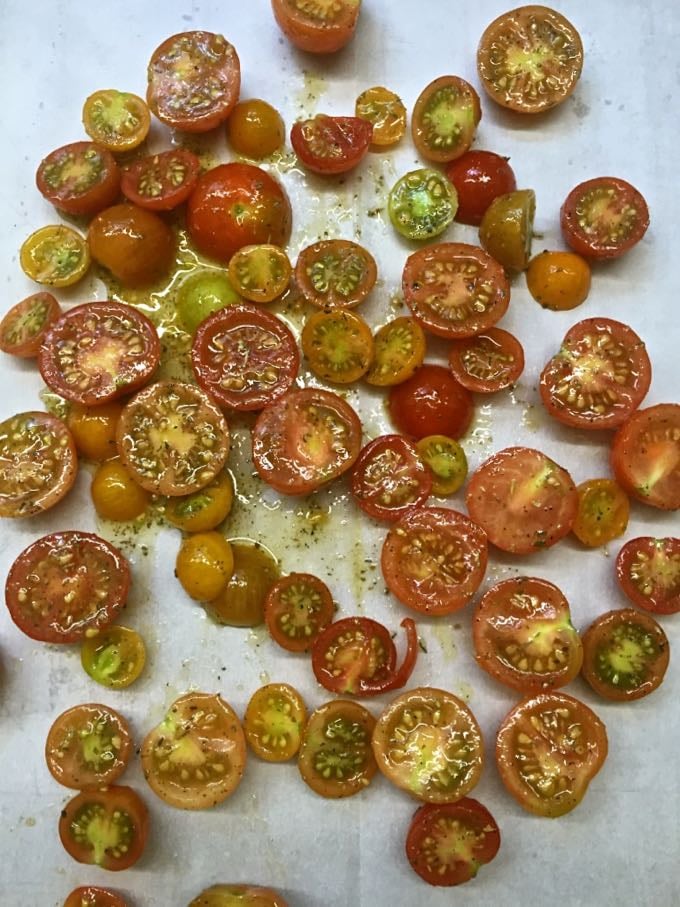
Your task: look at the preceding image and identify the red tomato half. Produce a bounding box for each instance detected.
[191,304,299,411]
[252,387,362,495]
[446,151,517,226]
[616,537,680,615]
[381,507,488,615]
[5,531,130,643]
[389,365,473,440]
[187,163,292,263]
[311,616,418,696]
[411,76,481,164]
[610,404,680,510]
[561,177,650,260]
[121,149,200,211]
[147,31,241,132]
[351,434,432,521]
[36,141,120,216]
[265,572,335,652]
[291,115,372,175]
[64,887,128,907]
[448,328,524,394]
[0,292,62,358]
[466,447,578,554]
[406,799,501,886]
[539,318,651,430]
[402,243,510,339]
[39,301,160,406]
[271,0,361,54]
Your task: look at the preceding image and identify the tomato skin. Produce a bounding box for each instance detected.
[411,75,481,164]
[187,163,292,263]
[121,149,200,211]
[540,318,651,431]
[466,447,578,554]
[351,434,432,521]
[355,86,407,147]
[228,244,291,303]
[165,471,234,532]
[5,531,130,643]
[252,387,362,495]
[389,365,473,441]
[526,250,591,310]
[381,507,488,615]
[446,151,517,226]
[0,292,61,358]
[191,304,299,411]
[610,404,680,510]
[271,0,361,54]
[561,177,650,260]
[45,703,132,790]
[479,188,535,272]
[388,168,458,241]
[448,327,525,394]
[147,31,241,132]
[175,531,234,601]
[616,537,680,615]
[227,99,285,158]
[89,204,175,288]
[67,401,123,462]
[415,435,468,496]
[58,785,149,871]
[0,411,78,518]
[64,887,128,907]
[36,141,120,216]
[265,572,335,652]
[496,692,608,817]
[91,458,152,521]
[295,240,377,309]
[405,799,501,886]
[39,300,161,407]
[205,540,279,627]
[291,115,373,175]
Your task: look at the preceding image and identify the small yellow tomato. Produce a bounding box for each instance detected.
[526,250,592,310]
[205,541,279,626]
[81,626,146,689]
[416,434,468,496]
[91,458,151,520]
[165,472,235,532]
[355,86,407,147]
[226,99,285,158]
[20,225,90,287]
[572,478,630,548]
[83,89,151,152]
[68,401,124,461]
[176,531,235,601]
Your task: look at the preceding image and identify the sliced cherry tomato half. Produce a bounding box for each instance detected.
[406,798,501,887]
[446,150,517,226]
[561,177,650,260]
[39,301,160,406]
[610,404,680,510]
[121,149,200,212]
[539,318,652,431]
[141,692,246,810]
[164,471,234,532]
[389,364,474,440]
[295,239,377,309]
[298,700,377,798]
[415,435,468,496]
[191,304,299,411]
[402,242,510,340]
[83,89,150,152]
[205,540,280,627]
[21,225,90,288]
[466,447,578,554]
[472,577,583,694]
[448,327,525,394]
[243,682,307,762]
[271,0,361,54]
[187,163,292,263]
[372,687,484,804]
[311,616,418,696]
[477,6,584,114]
[189,885,289,907]
[412,75,481,163]
[388,168,458,241]
[0,411,77,518]
[226,99,285,159]
[81,626,146,689]
[45,703,132,790]
[5,531,130,643]
[291,114,372,175]
[228,244,292,303]
[265,572,335,653]
[364,316,426,387]
[89,203,175,288]
[381,507,487,615]
[581,608,669,701]
[355,86,407,147]
[526,250,591,310]
[147,31,241,132]
[252,387,362,495]
[496,691,608,817]
[351,434,432,521]
[36,141,120,216]
[479,188,536,272]
[0,292,61,358]
[572,478,629,548]
[64,887,128,907]
[117,381,230,496]
[58,785,149,871]
[302,308,374,384]
[616,537,680,615]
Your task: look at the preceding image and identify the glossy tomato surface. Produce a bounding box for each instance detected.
[36,141,120,216]
[88,204,175,287]
[411,75,481,163]
[265,572,334,652]
[291,115,372,175]
[610,404,680,510]
[389,365,473,440]
[0,292,61,358]
[448,327,524,394]
[616,537,680,615]
[561,177,650,260]
[189,884,289,907]
[64,888,128,907]
[121,149,200,211]
[351,434,432,521]
[45,703,132,789]
[271,0,361,54]
[446,150,517,225]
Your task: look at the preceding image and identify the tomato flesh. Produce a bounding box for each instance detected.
[365,316,426,387]
[388,169,458,241]
[0,292,61,358]
[572,478,629,547]
[291,115,372,174]
[616,537,680,615]
[415,435,468,496]
[244,683,307,762]
[121,149,200,211]
[21,225,91,288]
[351,434,432,521]
[355,86,406,147]
[45,703,132,789]
[64,887,128,907]
[412,76,481,163]
[36,141,120,216]
[265,572,334,652]
[271,0,361,54]
[611,404,680,511]
[83,89,150,152]
[301,308,374,384]
[189,885,289,907]
[81,626,147,689]
[561,177,650,260]
[295,239,377,309]
[448,328,524,394]
[228,244,291,303]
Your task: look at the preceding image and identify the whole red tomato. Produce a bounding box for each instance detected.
[187,163,292,263]
[446,151,516,226]
[389,365,474,440]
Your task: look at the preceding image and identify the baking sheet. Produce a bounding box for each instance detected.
[1,1,679,904]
